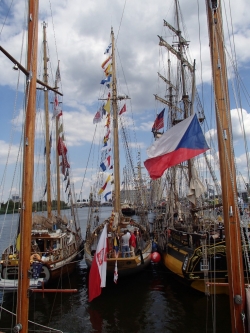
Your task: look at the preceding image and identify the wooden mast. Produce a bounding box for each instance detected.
[16,0,39,331]
[42,21,52,218]
[55,62,61,216]
[206,1,246,331]
[111,27,121,214]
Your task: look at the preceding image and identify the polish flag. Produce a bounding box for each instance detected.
[88,224,108,302]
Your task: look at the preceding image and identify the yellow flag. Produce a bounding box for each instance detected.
[104,63,112,77]
[98,174,111,195]
[104,99,110,114]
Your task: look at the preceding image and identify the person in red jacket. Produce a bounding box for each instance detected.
[129,230,136,256]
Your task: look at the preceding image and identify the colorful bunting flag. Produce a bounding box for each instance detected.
[104,191,112,202]
[55,63,61,82]
[104,43,112,54]
[57,137,67,156]
[104,63,112,77]
[93,109,102,124]
[100,155,111,172]
[101,55,112,69]
[98,175,111,195]
[100,74,112,85]
[119,104,126,115]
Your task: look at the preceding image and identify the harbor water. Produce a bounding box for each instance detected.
[0,207,231,332]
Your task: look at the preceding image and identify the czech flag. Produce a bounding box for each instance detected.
[144,114,209,179]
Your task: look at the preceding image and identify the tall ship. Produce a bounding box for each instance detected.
[144,2,250,322]
[84,28,152,279]
[0,18,84,288]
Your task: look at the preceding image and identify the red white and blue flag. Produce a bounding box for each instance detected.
[88,224,108,302]
[144,114,209,179]
[100,155,111,172]
[152,108,165,132]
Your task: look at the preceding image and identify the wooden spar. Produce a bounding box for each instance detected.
[32,288,78,293]
[0,45,63,96]
[111,28,121,214]
[16,0,39,331]
[206,1,246,332]
[43,22,52,218]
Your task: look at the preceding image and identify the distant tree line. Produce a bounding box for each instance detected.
[0,200,69,214]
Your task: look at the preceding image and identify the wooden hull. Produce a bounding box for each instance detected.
[85,241,152,278]
[161,246,229,295]
[159,234,250,295]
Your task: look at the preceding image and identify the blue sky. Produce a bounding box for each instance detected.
[0,0,250,203]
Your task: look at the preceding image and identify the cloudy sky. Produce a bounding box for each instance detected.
[0,0,250,202]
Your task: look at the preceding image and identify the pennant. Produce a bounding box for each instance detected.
[64,169,69,181]
[58,123,63,133]
[114,260,118,284]
[55,63,61,82]
[104,63,112,77]
[57,110,63,118]
[103,99,110,114]
[144,114,210,179]
[104,191,111,202]
[104,129,110,141]
[104,43,112,54]
[152,108,165,132]
[119,104,126,115]
[93,110,102,124]
[101,143,111,151]
[100,155,111,172]
[98,175,111,195]
[57,137,67,156]
[105,113,110,128]
[100,74,112,85]
[65,179,70,192]
[102,104,106,116]
[101,55,112,69]
[52,108,62,119]
[88,224,108,302]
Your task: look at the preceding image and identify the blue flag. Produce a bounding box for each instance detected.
[104,191,112,201]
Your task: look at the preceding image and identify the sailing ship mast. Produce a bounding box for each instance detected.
[206,0,246,331]
[42,21,52,218]
[16,0,39,331]
[111,27,121,215]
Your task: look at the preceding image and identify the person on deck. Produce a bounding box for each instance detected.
[129,230,136,256]
[113,232,120,258]
[121,230,131,258]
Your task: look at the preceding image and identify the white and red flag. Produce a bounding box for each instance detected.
[88,224,108,302]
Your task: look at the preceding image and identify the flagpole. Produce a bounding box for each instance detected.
[111,27,121,214]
